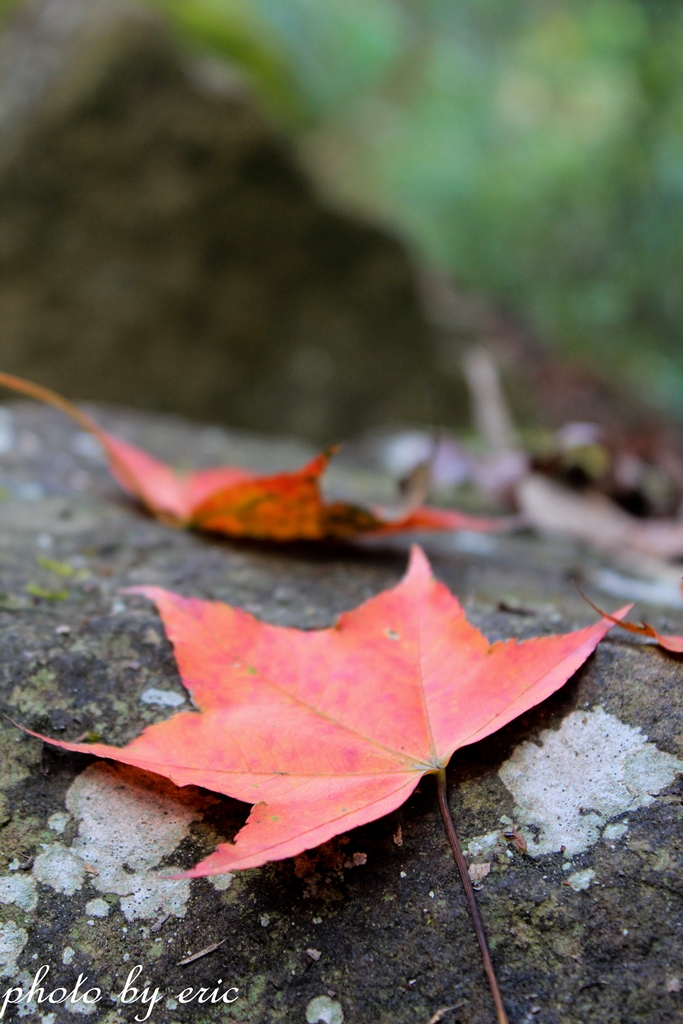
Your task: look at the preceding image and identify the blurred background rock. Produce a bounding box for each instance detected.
[0,0,682,442]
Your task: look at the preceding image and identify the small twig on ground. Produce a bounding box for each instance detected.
[427,1002,464,1024]
[177,938,226,965]
[462,347,519,454]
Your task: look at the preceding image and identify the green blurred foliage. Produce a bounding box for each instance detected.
[156,0,410,120]
[51,0,683,414]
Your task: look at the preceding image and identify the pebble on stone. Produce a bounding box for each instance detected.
[47,812,70,834]
[139,688,185,707]
[565,869,596,892]
[0,410,14,455]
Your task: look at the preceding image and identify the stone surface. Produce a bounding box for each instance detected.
[0,400,681,1023]
[0,0,446,442]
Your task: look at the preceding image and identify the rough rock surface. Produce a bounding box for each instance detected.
[0,400,681,1023]
[0,0,450,442]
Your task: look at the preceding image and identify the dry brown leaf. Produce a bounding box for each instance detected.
[518,474,683,559]
[468,862,491,882]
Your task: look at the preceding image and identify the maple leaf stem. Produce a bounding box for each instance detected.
[0,371,168,511]
[436,770,510,1024]
[0,372,103,439]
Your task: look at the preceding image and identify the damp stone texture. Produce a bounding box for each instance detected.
[0,401,679,1023]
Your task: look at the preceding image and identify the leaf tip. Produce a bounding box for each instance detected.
[405,544,432,585]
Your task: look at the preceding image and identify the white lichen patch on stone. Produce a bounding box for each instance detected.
[0,920,28,977]
[13,970,40,1013]
[208,873,234,891]
[306,994,344,1024]
[65,763,201,921]
[47,812,70,834]
[84,898,109,918]
[64,999,98,1016]
[119,879,190,921]
[0,874,38,912]
[33,844,85,895]
[466,831,502,859]
[62,947,75,965]
[602,822,628,843]
[497,706,683,857]
[565,869,595,892]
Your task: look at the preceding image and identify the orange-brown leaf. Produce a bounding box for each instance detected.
[190,451,336,540]
[26,547,627,876]
[0,372,505,541]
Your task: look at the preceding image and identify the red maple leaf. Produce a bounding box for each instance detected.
[0,372,503,541]
[24,547,626,1023]
[32,546,623,874]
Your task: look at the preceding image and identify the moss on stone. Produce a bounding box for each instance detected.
[0,403,679,1021]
